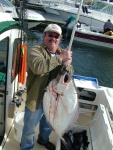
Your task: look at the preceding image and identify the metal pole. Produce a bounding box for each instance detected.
[68,0,84,51]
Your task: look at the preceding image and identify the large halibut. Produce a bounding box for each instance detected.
[43,73,79,139]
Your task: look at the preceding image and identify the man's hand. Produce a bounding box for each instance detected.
[63,58,72,67]
[58,49,72,63]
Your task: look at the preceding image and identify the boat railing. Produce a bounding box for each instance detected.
[33,0,74,6]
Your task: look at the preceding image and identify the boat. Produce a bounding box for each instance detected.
[17,0,65,29]
[27,0,76,17]
[0,16,113,150]
[62,16,113,49]
[27,0,60,15]
[23,0,66,26]
[0,12,27,150]
[1,72,113,149]
[0,0,18,19]
[72,24,113,49]
[0,3,113,150]
[49,1,113,33]
[0,0,48,29]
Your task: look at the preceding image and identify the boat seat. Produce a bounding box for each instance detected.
[106,88,113,98]
[56,104,113,150]
[90,104,113,150]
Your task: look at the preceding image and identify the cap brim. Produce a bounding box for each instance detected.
[45,30,61,36]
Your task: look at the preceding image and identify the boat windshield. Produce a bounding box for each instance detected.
[89,2,108,11]
[101,5,113,15]
[0,0,14,7]
[89,1,113,15]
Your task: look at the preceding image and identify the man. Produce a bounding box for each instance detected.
[62,14,76,36]
[104,19,113,34]
[20,24,73,150]
[65,19,81,39]
[65,14,76,27]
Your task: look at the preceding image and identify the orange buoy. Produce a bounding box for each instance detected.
[18,43,27,85]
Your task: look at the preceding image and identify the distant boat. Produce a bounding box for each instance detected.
[50,1,113,33]
[63,23,113,49]
[73,24,113,49]
[25,0,66,26]
[27,0,60,15]
[0,0,18,19]
[0,0,46,29]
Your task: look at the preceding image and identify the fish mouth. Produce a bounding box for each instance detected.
[63,72,71,83]
[56,71,72,84]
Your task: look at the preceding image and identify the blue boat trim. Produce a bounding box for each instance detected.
[72,75,99,88]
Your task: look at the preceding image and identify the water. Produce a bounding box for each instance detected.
[27,30,113,88]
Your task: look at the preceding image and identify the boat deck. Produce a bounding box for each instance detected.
[3,125,58,150]
[2,92,93,150]
[2,92,58,150]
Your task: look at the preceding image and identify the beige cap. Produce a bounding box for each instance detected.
[44,24,62,36]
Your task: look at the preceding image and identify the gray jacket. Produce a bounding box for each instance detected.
[104,21,113,30]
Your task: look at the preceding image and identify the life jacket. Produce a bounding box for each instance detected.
[104,30,113,36]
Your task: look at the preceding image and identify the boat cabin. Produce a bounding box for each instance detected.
[0,18,26,149]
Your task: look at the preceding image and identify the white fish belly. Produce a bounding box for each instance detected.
[43,74,79,139]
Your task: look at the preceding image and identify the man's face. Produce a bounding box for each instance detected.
[43,32,61,53]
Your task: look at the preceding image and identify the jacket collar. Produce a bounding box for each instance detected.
[41,44,62,55]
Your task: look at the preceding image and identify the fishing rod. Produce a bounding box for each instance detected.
[19,0,28,42]
[68,0,84,51]
[12,0,28,103]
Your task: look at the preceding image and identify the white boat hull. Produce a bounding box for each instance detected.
[73,29,113,49]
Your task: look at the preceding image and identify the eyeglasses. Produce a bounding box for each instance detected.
[47,33,60,39]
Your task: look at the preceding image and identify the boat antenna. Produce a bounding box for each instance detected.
[68,0,83,51]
